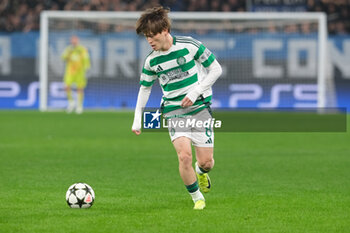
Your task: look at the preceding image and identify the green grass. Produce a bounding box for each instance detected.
[0,111,349,233]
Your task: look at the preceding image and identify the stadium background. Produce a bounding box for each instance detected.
[1,1,349,232]
[0,0,350,111]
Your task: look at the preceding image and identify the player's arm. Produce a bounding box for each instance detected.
[181,59,222,107]
[83,47,91,70]
[132,85,152,135]
[61,46,72,61]
[132,60,156,135]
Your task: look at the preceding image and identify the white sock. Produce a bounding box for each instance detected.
[190,189,205,203]
[195,162,204,175]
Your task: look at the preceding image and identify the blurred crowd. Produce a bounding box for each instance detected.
[0,0,349,34]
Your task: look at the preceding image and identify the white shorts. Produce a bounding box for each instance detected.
[167,108,214,148]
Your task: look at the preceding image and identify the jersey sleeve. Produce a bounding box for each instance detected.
[139,57,157,87]
[82,47,91,70]
[193,42,216,68]
[61,46,71,61]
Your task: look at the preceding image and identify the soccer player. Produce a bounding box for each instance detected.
[132,6,222,210]
[61,35,90,114]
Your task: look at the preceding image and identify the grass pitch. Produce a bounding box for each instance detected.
[0,111,349,233]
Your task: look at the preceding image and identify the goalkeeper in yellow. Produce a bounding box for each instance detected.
[61,36,90,114]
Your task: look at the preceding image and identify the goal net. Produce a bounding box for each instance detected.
[40,11,332,111]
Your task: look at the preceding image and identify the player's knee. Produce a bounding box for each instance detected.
[178,151,192,166]
[199,158,214,171]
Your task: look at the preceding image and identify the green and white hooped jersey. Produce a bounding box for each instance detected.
[140,36,216,116]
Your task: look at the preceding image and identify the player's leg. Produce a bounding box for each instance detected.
[64,75,75,113]
[172,136,205,209]
[195,146,214,193]
[192,108,215,193]
[65,85,73,102]
[76,75,86,114]
[195,147,214,172]
[172,136,195,184]
[76,87,84,114]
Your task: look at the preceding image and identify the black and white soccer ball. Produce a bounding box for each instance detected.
[66,183,95,208]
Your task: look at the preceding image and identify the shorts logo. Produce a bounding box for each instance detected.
[143,109,162,129]
[205,138,213,144]
[170,128,175,136]
[176,56,186,65]
[205,127,212,137]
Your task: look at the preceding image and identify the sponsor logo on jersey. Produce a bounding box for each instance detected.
[161,68,189,82]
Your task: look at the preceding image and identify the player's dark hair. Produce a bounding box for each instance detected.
[136,6,171,37]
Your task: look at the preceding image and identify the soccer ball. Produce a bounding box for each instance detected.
[66,183,95,208]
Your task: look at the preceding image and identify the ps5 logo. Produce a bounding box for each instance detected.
[0,81,67,108]
[229,83,318,108]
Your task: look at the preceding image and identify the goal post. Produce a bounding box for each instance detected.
[39,11,330,111]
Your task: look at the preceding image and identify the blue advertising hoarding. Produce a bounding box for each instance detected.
[0,31,349,110]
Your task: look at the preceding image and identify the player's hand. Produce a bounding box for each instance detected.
[181,97,194,107]
[132,120,141,135]
[132,129,141,135]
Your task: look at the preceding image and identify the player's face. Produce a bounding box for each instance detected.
[146,30,169,51]
[71,36,79,46]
